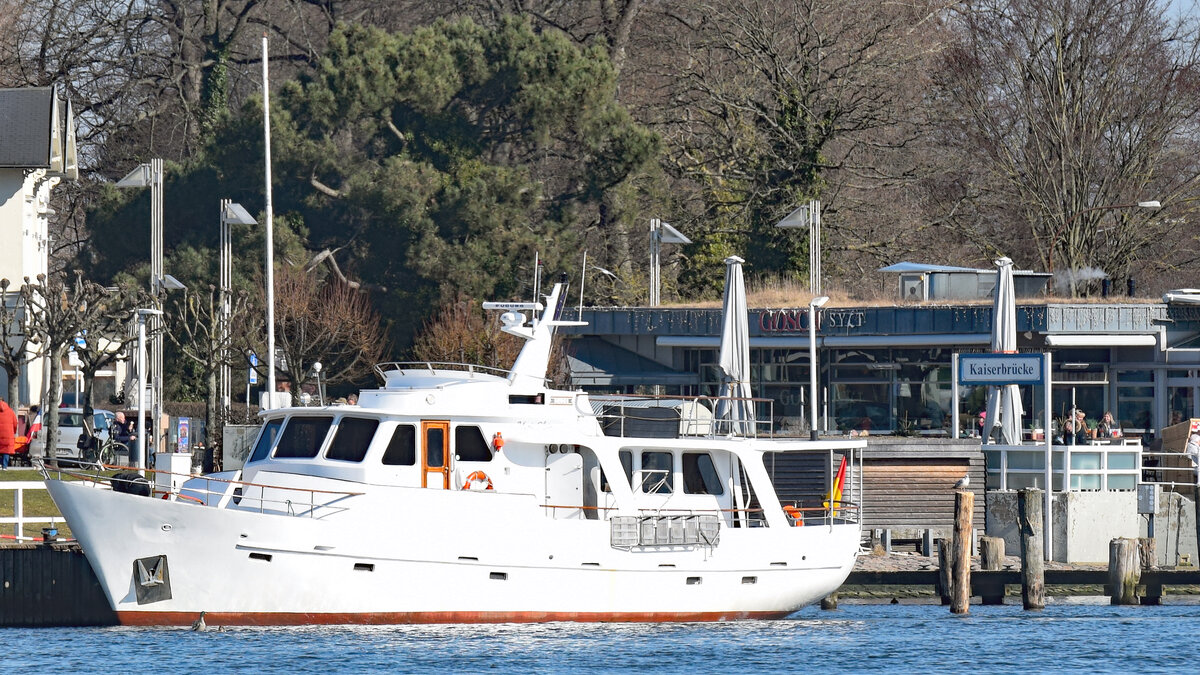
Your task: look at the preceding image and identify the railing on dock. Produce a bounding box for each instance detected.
[0,481,61,542]
[983,441,1142,492]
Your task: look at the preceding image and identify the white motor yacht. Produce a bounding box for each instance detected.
[44,281,864,625]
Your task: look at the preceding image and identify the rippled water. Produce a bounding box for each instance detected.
[5,602,1200,673]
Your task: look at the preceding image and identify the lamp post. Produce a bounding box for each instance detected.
[219,201,257,417]
[117,160,164,457]
[649,219,690,306]
[776,200,823,295]
[133,308,162,474]
[1047,200,1160,292]
[808,295,830,441]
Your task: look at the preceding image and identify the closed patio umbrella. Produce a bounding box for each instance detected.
[984,257,1024,444]
[715,256,754,435]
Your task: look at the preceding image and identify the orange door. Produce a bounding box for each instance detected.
[422,421,450,489]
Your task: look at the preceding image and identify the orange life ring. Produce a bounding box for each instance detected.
[782,505,804,526]
[462,470,494,491]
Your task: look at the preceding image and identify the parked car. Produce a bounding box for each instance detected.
[29,408,117,462]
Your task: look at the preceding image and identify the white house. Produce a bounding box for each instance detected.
[0,86,78,406]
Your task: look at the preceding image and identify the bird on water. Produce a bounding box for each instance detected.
[954,474,970,489]
[191,611,206,632]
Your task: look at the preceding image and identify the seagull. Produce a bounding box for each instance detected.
[191,611,207,632]
[954,474,971,489]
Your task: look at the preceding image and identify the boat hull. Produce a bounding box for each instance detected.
[47,480,858,626]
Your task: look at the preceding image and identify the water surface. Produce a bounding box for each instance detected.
[4,603,1198,673]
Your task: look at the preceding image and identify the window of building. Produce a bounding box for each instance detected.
[640,451,673,493]
[274,416,333,458]
[382,425,416,466]
[1116,370,1155,431]
[325,417,379,463]
[248,418,284,463]
[683,452,724,495]
[454,426,492,461]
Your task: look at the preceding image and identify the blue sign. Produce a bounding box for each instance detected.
[959,353,1046,386]
[177,417,190,453]
[249,353,259,385]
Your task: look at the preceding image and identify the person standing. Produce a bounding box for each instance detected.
[0,396,18,470]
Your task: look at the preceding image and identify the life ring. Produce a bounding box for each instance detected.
[462,470,494,491]
[782,505,804,526]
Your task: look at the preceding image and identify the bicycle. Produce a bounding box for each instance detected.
[80,430,128,467]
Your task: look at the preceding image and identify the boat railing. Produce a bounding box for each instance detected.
[373,361,514,381]
[588,394,775,439]
[36,460,363,520]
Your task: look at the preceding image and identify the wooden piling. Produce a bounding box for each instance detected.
[1109,537,1141,605]
[979,536,1005,605]
[980,536,1004,570]
[820,592,838,610]
[951,490,973,614]
[1018,488,1045,610]
[936,538,951,605]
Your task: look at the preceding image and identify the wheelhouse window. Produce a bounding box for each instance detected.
[454,426,492,462]
[382,424,416,466]
[640,451,673,494]
[325,417,380,463]
[248,418,284,463]
[274,416,333,459]
[683,452,724,495]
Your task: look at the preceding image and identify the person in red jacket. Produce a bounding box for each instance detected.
[0,396,17,470]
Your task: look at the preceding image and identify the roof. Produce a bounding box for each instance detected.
[566,337,698,387]
[878,261,1050,277]
[0,87,54,167]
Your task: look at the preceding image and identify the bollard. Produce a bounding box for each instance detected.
[1109,537,1141,605]
[41,527,57,544]
[1019,488,1045,610]
[951,490,973,614]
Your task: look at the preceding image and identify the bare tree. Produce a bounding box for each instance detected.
[21,272,144,460]
[411,295,523,370]
[937,0,1200,294]
[654,0,953,287]
[263,265,386,394]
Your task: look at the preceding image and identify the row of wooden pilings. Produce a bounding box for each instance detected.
[822,488,1157,613]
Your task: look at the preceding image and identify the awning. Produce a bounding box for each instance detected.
[566,338,698,387]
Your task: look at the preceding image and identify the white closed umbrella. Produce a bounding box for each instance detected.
[984,257,1024,444]
[715,256,754,435]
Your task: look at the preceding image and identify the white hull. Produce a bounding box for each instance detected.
[48,480,858,625]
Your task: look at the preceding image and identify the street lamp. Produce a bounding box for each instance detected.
[1047,200,1160,290]
[649,219,690,306]
[117,159,165,458]
[219,201,258,416]
[776,200,823,295]
[808,295,830,441]
[132,308,162,474]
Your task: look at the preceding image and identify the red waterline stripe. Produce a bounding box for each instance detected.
[116,609,790,626]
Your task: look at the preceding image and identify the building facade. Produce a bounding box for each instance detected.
[0,86,79,405]
[562,301,1200,440]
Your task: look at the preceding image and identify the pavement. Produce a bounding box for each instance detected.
[854,550,1107,572]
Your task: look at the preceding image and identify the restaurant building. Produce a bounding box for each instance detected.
[561,299,1200,440]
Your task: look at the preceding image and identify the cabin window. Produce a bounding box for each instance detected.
[274,416,334,459]
[325,417,379,463]
[619,450,633,484]
[640,451,674,494]
[382,425,416,466]
[454,426,492,462]
[426,427,445,467]
[248,419,283,463]
[683,452,725,495]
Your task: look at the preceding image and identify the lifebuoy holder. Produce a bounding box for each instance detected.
[782,505,804,526]
[462,470,494,491]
